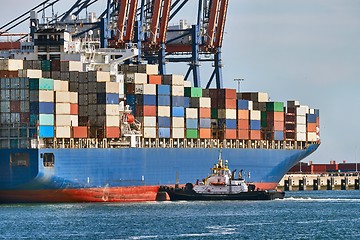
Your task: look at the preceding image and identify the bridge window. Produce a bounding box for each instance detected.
[10,153,29,167]
[43,153,55,167]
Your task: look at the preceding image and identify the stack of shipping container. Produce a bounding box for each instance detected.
[0,58,321,149]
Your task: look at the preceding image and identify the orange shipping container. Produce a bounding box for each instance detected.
[225,99,237,109]
[250,130,261,140]
[70,103,78,115]
[73,126,88,138]
[307,123,317,132]
[237,110,249,120]
[238,119,249,130]
[199,108,211,118]
[148,75,162,84]
[199,128,211,139]
[238,130,249,140]
[105,127,120,138]
[225,129,237,139]
[273,121,284,131]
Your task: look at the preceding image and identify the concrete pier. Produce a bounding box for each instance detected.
[278,173,360,191]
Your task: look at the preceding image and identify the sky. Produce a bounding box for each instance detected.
[1,0,360,164]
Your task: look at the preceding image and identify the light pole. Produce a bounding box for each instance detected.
[234,78,244,93]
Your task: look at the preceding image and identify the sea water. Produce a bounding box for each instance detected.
[1,191,360,240]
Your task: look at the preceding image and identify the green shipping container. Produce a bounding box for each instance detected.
[41,60,51,71]
[19,128,28,137]
[29,78,54,90]
[266,102,284,112]
[211,108,218,119]
[39,114,54,125]
[186,129,198,139]
[10,139,18,148]
[184,87,203,97]
[261,111,267,127]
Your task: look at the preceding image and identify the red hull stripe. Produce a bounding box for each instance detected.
[0,183,278,203]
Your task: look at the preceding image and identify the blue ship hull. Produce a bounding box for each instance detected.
[0,144,319,203]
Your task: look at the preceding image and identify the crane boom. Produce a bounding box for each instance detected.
[214,0,228,48]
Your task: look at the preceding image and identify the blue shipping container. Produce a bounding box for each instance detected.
[143,95,157,106]
[199,118,211,128]
[250,120,261,130]
[274,131,284,140]
[158,117,171,127]
[158,127,171,138]
[172,107,184,117]
[172,96,184,107]
[237,100,249,110]
[30,102,39,112]
[39,126,54,138]
[307,114,317,123]
[186,118,198,129]
[30,114,38,126]
[218,119,237,129]
[183,97,190,108]
[157,85,171,96]
[158,96,171,106]
[314,109,320,117]
[126,94,136,105]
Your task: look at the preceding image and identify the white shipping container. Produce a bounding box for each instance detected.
[143,127,157,138]
[171,85,184,96]
[172,117,185,128]
[69,92,78,104]
[137,64,158,75]
[56,126,71,138]
[106,115,120,127]
[125,73,147,83]
[163,74,184,86]
[249,110,261,120]
[296,124,306,133]
[158,106,170,117]
[54,80,69,91]
[172,127,185,138]
[296,132,307,141]
[250,92,269,102]
[183,80,192,88]
[55,91,70,103]
[70,115,78,126]
[199,97,211,108]
[218,109,237,119]
[88,71,111,82]
[55,114,72,126]
[143,116,157,127]
[106,105,119,116]
[307,132,317,141]
[56,103,71,114]
[296,115,306,124]
[296,105,309,116]
[0,59,23,71]
[309,108,315,114]
[61,61,83,72]
[39,90,54,102]
[143,84,157,95]
[18,69,42,78]
[185,108,198,118]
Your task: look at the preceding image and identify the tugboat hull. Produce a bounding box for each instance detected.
[159,186,285,201]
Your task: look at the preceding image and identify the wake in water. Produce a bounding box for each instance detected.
[283,197,360,202]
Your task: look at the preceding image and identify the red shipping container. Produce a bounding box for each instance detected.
[225,129,237,139]
[199,128,211,139]
[0,42,21,50]
[273,121,284,131]
[142,105,157,116]
[237,110,249,120]
[20,113,30,123]
[237,129,249,140]
[148,75,162,84]
[10,101,20,112]
[250,130,261,140]
[126,83,136,94]
[70,103,78,115]
[105,127,120,138]
[217,89,236,99]
[199,108,211,118]
[238,119,249,130]
[73,126,88,138]
[217,98,236,109]
[307,123,317,132]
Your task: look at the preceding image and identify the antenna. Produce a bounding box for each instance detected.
[234,78,244,93]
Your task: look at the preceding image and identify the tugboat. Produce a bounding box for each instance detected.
[159,150,285,201]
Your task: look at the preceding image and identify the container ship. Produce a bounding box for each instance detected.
[0,0,320,203]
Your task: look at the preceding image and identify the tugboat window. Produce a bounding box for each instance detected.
[43,153,55,167]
